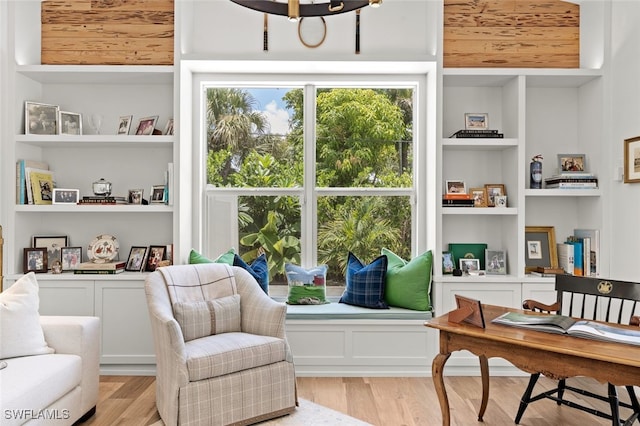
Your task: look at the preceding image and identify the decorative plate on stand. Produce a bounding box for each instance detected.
[88,234,119,263]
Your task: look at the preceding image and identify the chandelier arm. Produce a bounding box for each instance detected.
[230,0,370,17]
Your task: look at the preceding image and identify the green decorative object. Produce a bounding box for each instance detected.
[382,248,432,311]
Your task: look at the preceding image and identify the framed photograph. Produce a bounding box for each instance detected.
[460,258,480,274]
[464,113,488,130]
[145,245,166,272]
[24,248,47,273]
[485,249,507,275]
[52,188,80,205]
[445,180,466,195]
[33,235,68,269]
[58,111,82,135]
[495,195,508,208]
[442,251,455,274]
[25,101,59,135]
[135,115,158,136]
[623,136,640,183]
[126,246,148,272]
[484,184,507,207]
[469,187,488,207]
[128,189,144,205]
[150,185,165,203]
[557,154,586,173]
[118,115,133,135]
[163,118,174,135]
[525,226,558,273]
[61,246,82,271]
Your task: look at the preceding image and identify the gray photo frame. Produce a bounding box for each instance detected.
[25,101,59,135]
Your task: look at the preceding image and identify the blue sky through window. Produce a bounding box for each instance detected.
[248,88,293,136]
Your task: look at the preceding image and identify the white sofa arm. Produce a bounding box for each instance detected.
[39,316,100,418]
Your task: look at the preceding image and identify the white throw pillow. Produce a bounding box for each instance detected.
[0,272,54,359]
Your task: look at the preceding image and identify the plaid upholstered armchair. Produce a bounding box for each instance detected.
[145,263,297,425]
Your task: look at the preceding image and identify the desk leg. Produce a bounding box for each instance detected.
[478,355,489,421]
[433,352,451,426]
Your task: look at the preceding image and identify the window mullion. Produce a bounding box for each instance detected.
[302,84,316,267]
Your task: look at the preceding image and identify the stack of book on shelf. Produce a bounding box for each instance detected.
[74,261,125,274]
[78,196,127,205]
[450,129,504,138]
[557,229,600,277]
[544,173,598,189]
[529,267,566,277]
[492,311,640,346]
[442,193,474,207]
[15,159,54,205]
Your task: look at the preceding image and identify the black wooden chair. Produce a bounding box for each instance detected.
[515,274,640,426]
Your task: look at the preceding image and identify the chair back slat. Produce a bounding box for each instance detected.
[555,275,640,325]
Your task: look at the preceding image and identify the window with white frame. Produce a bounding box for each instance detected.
[201,75,428,286]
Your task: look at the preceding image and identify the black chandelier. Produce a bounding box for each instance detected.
[230,0,382,22]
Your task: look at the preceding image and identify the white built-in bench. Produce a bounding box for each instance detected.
[279,297,436,377]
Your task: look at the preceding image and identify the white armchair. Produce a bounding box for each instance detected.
[145,263,297,426]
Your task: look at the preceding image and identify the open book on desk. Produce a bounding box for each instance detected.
[492,311,640,346]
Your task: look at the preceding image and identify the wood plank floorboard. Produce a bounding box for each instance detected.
[84,375,631,425]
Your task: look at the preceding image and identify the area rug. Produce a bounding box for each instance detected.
[150,398,372,425]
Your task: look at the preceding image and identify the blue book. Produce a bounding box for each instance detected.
[16,159,49,204]
[566,240,583,276]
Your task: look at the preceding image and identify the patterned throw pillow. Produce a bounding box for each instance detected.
[233,254,269,294]
[188,248,235,265]
[339,252,389,309]
[382,248,433,311]
[285,264,329,305]
[173,294,241,341]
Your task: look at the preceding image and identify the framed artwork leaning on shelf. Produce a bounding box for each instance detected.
[126,246,148,272]
[24,248,47,273]
[150,185,165,203]
[524,226,558,273]
[484,184,506,207]
[558,153,586,173]
[464,113,488,130]
[118,115,133,135]
[445,180,466,195]
[61,246,82,271]
[33,235,67,269]
[469,187,487,207]
[58,111,82,135]
[135,115,158,135]
[145,245,166,272]
[623,136,640,183]
[486,249,507,275]
[25,101,58,135]
[442,251,454,274]
[128,189,144,205]
[53,188,79,205]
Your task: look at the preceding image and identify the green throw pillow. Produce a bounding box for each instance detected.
[188,248,235,265]
[382,248,433,311]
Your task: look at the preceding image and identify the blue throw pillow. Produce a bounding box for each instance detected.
[340,252,389,309]
[233,254,269,294]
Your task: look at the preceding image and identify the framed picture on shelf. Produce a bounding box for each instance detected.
[33,235,68,269]
[118,115,133,135]
[163,118,174,135]
[25,101,58,135]
[24,248,47,273]
[485,249,507,275]
[623,136,640,183]
[460,258,480,274]
[29,169,55,205]
[469,187,487,207]
[524,226,558,273]
[150,185,165,203]
[61,246,82,271]
[145,245,166,272]
[484,184,506,207]
[445,180,466,195]
[557,154,586,173]
[442,251,454,274]
[135,115,158,136]
[126,246,148,272]
[464,113,488,130]
[128,189,144,205]
[52,188,80,205]
[58,111,82,135]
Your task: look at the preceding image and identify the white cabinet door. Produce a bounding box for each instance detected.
[95,279,155,371]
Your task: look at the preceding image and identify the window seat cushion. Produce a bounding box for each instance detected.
[282,298,432,320]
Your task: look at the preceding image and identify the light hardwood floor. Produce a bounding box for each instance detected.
[84,375,632,425]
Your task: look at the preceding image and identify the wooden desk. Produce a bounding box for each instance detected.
[425,304,640,425]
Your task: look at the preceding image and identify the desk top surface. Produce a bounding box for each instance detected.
[426,304,640,368]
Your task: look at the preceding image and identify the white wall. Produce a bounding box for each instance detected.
[609,1,640,281]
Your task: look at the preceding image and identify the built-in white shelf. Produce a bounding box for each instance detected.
[16,65,175,84]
